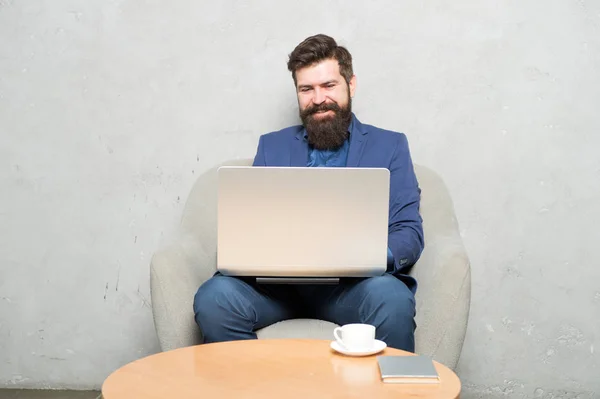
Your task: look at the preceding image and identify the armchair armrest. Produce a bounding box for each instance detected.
[150,233,215,351]
[411,230,471,370]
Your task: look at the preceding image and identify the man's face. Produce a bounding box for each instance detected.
[295,59,357,150]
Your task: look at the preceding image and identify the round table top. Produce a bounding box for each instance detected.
[102,339,461,399]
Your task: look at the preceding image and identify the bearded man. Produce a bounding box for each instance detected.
[193,34,424,352]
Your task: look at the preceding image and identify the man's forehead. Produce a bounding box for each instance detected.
[296,59,342,85]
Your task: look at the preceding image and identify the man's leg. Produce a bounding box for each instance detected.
[193,274,299,343]
[301,274,416,351]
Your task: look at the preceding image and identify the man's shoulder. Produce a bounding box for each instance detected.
[359,120,409,146]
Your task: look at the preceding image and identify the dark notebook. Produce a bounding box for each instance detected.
[377,355,440,384]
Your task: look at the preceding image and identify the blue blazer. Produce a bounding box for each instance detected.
[252,114,424,291]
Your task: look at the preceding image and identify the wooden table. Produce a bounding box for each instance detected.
[102,339,461,398]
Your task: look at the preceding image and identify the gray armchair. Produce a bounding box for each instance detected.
[150,159,471,370]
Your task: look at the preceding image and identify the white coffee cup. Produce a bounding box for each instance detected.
[333,323,376,350]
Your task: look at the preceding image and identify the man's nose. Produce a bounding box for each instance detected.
[312,88,326,105]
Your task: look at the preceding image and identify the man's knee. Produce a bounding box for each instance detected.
[193,276,251,325]
[360,274,415,318]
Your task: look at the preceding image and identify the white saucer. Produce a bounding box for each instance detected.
[330,339,387,357]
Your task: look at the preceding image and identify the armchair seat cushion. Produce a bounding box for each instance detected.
[256,319,339,340]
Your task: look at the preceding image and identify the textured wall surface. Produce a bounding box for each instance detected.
[1,0,599,397]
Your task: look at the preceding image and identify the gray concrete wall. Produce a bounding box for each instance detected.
[1,0,599,397]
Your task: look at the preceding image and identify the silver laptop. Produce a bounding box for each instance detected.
[217,166,390,280]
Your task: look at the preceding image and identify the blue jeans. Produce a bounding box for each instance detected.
[193,273,417,352]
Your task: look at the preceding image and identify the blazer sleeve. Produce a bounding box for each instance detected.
[252,135,267,166]
[387,134,424,275]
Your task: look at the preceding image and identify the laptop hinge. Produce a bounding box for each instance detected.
[255,277,340,285]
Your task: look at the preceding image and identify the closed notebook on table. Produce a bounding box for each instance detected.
[376,355,440,384]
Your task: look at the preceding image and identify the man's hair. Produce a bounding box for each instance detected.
[287,34,353,86]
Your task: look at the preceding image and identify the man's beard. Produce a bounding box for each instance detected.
[300,98,352,151]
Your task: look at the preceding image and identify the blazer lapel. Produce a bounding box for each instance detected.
[290,129,309,166]
[346,115,368,167]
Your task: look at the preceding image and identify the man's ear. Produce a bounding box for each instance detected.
[349,75,357,98]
